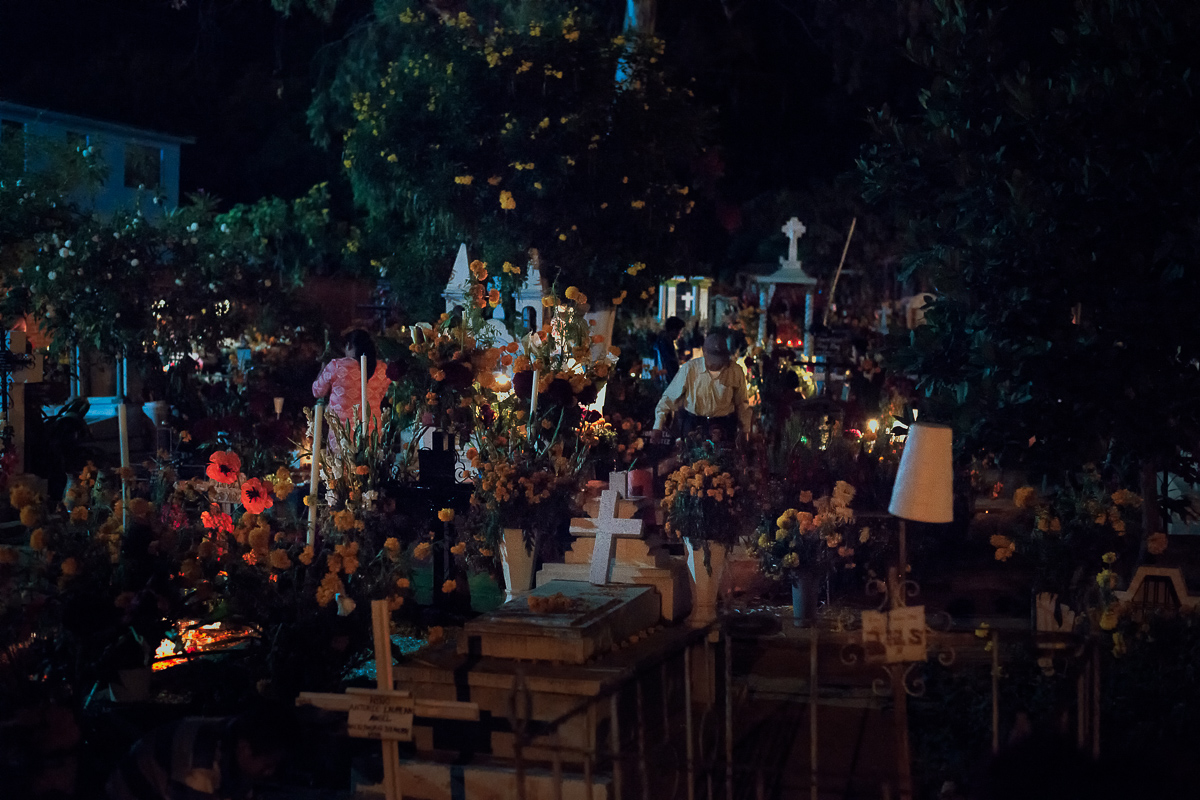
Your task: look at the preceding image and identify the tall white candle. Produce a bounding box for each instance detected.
[360,353,369,439]
[529,368,539,420]
[117,403,130,529]
[117,403,130,469]
[307,405,324,546]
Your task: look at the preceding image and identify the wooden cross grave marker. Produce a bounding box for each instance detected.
[570,488,644,585]
[296,600,480,800]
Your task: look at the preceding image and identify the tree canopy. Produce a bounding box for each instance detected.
[308,0,712,318]
[862,0,1200,488]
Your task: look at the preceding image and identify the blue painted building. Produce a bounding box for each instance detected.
[0,99,193,214]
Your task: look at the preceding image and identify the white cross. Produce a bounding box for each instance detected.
[571,489,644,584]
[782,217,807,264]
[680,289,694,314]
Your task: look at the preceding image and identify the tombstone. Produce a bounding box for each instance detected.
[514,254,546,332]
[483,304,515,352]
[536,477,692,620]
[1114,566,1199,621]
[442,243,473,316]
[1,330,42,474]
[756,217,818,357]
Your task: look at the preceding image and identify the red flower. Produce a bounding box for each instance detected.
[241,478,274,515]
[206,450,242,484]
[200,505,233,534]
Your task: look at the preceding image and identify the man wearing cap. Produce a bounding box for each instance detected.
[652,333,751,443]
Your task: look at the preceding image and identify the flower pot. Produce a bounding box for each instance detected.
[500,528,535,604]
[686,539,728,626]
[791,573,819,628]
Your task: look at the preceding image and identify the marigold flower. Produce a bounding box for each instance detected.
[1012,486,1037,509]
[438,508,456,523]
[450,542,467,556]
[9,485,36,510]
[396,577,411,589]
[442,579,458,593]
[454,175,474,185]
[58,557,78,577]
[355,465,370,476]
[298,545,315,565]
[0,546,18,565]
[241,478,274,514]
[414,542,433,560]
[20,506,40,528]
[69,506,88,524]
[1099,608,1119,631]
[333,509,357,532]
[1101,551,1118,565]
[206,450,242,484]
[1146,531,1169,555]
[499,190,516,210]
[269,549,292,570]
[248,527,270,553]
[197,540,216,559]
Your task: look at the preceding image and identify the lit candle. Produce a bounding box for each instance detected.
[307,404,324,546]
[360,353,369,440]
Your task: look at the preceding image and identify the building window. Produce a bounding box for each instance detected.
[124,143,161,190]
[1,119,26,174]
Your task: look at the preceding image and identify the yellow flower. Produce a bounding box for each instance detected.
[29,528,47,551]
[499,190,516,210]
[1111,631,1127,657]
[1101,551,1118,565]
[442,579,458,593]
[774,528,788,542]
[1099,608,1119,631]
[1146,532,1168,555]
[438,508,455,523]
[70,506,88,524]
[414,542,433,560]
[630,200,645,209]
[859,527,871,544]
[455,175,474,185]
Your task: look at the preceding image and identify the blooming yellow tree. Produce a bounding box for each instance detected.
[309,0,710,317]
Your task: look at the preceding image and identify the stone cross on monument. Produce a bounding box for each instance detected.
[782,217,807,265]
[571,489,644,584]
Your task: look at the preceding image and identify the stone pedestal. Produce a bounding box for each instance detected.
[459,580,660,664]
[537,534,691,622]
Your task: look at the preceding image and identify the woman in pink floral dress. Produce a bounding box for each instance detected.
[312,330,392,447]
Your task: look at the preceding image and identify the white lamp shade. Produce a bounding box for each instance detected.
[889,422,954,523]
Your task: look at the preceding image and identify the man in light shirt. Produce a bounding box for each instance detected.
[651,333,751,443]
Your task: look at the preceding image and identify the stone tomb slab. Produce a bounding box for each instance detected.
[459,580,659,664]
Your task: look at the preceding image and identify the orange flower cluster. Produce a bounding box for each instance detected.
[663,460,737,509]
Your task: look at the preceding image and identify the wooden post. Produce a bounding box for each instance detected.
[991,631,1000,754]
[360,353,369,440]
[810,627,819,800]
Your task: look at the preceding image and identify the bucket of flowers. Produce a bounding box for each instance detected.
[750,480,864,625]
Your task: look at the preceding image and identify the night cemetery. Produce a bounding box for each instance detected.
[3,1,1200,798]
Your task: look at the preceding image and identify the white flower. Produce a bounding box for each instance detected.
[115,312,121,319]
[130,259,139,267]
[47,271,56,280]
[188,222,198,232]
[58,248,69,258]
[264,279,271,287]
[64,240,71,248]
[220,224,229,233]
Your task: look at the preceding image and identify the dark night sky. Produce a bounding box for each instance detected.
[0,1,919,219]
